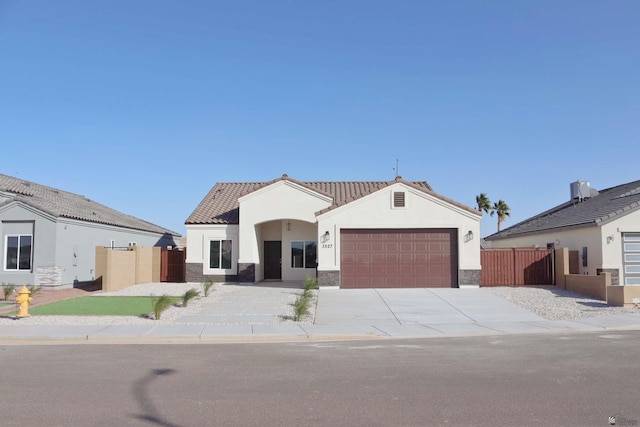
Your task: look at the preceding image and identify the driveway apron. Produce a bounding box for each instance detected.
[315,288,544,326]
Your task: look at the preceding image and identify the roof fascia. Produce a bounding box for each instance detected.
[238,179,334,204]
[595,202,640,226]
[484,222,596,241]
[404,184,482,221]
[0,199,57,221]
[57,216,182,237]
[185,223,239,230]
[316,181,479,220]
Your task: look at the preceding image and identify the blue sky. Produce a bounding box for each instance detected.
[1,0,638,237]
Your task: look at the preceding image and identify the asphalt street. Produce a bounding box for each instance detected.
[1,331,639,426]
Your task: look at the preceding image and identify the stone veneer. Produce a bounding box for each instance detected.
[597,268,620,286]
[35,266,63,287]
[318,270,340,287]
[238,263,256,283]
[458,269,481,287]
[186,263,238,283]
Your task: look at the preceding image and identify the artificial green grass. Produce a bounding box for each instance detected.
[29,296,180,316]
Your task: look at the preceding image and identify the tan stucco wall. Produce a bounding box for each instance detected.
[555,248,569,289]
[151,246,161,282]
[95,246,160,292]
[95,246,136,292]
[607,285,640,307]
[133,246,161,284]
[565,272,610,301]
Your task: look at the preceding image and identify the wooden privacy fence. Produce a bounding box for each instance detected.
[161,248,186,282]
[481,248,554,286]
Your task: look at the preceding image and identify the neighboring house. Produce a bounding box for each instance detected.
[0,174,180,287]
[185,174,481,288]
[485,180,640,286]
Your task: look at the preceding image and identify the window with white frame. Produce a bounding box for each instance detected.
[291,241,317,269]
[5,234,33,271]
[210,240,232,269]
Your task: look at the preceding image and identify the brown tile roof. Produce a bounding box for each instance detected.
[0,173,180,236]
[186,175,479,225]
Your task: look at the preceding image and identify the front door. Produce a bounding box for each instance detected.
[264,241,282,280]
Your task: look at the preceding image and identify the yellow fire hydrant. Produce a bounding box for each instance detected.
[15,285,32,318]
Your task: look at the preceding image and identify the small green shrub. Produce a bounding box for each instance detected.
[202,279,215,297]
[303,277,319,291]
[182,288,201,307]
[27,285,41,297]
[293,293,312,321]
[2,283,16,301]
[152,294,174,320]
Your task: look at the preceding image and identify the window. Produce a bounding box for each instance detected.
[5,235,32,271]
[393,191,405,208]
[291,241,317,269]
[210,240,232,269]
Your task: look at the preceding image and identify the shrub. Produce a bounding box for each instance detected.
[2,283,16,301]
[182,288,200,307]
[27,285,41,297]
[302,288,314,299]
[292,294,312,321]
[202,279,215,297]
[303,277,319,291]
[152,294,174,320]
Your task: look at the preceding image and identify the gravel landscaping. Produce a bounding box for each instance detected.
[0,282,311,326]
[0,283,636,326]
[485,286,639,320]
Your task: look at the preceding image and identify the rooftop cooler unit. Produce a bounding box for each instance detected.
[570,180,598,201]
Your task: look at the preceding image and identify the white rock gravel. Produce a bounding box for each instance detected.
[1,283,635,326]
[0,282,314,326]
[484,286,639,320]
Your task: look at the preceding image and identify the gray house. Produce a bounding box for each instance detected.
[0,174,180,288]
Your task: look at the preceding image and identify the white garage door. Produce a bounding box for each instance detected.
[622,233,640,285]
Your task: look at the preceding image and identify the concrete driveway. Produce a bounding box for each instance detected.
[315,288,544,326]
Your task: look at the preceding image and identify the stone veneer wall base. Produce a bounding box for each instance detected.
[459,269,481,287]
[238,263,256,283]
[186,263,238,283]
[318,270,340,287]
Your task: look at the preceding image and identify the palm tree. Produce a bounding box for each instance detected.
[475,193,492,214]
[490,200,511,232]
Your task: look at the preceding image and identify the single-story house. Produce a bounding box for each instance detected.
[185,174,481,288]
[0,173,180,287]
[485,179,640,286]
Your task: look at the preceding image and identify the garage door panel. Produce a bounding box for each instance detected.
[399,242,413,252]
[385,242,399,252]
[371,242,384,252]
[341,229,458,288]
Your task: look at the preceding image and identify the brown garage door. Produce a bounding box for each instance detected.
[340,229,458,288]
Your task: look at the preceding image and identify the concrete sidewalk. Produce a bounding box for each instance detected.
[1,285,639,343]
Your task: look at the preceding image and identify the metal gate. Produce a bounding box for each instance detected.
[481,248,553,286]
[161,248,186,282]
